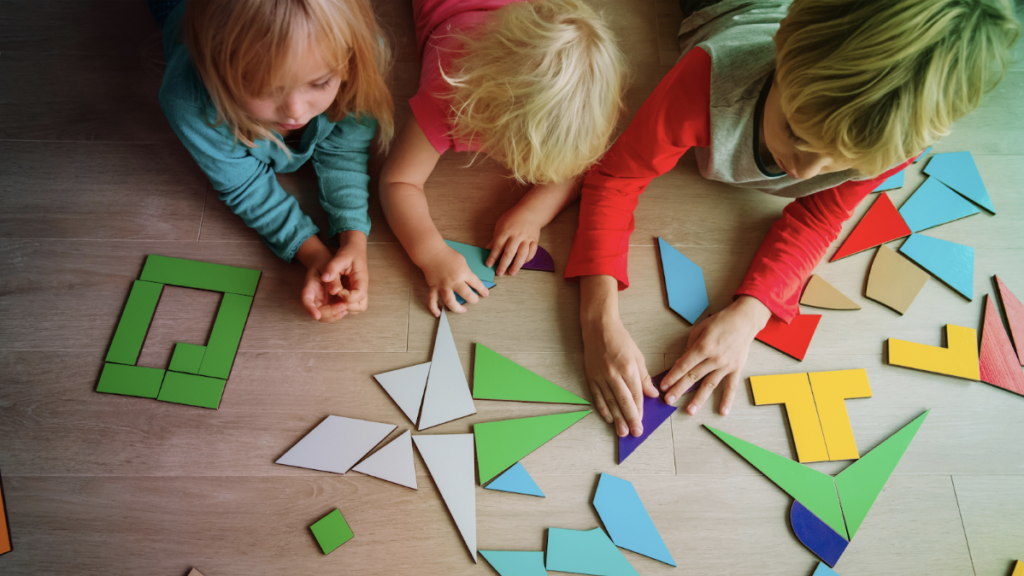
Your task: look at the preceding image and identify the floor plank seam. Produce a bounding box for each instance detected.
[949,475,979,576]
[196,183,209,241]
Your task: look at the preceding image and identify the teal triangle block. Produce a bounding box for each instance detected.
[546,527,640,576]
[485,462,545,497]
[899,178,980,232]
[813,563,840,576]
[480,550,548,576]
[899,234,974,300]
[873,169,904,192]
[445,239,496,282]
[923,151,995,213]
[658,237,709,324]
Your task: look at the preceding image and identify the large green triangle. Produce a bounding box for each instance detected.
[706,426,847,539]
[475,410,591,484]
[473,344,589,405]
[834,410,929,539]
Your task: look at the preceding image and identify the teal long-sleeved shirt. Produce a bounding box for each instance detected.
[158,2,375,262]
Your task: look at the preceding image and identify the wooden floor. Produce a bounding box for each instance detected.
[1,1,1023,575]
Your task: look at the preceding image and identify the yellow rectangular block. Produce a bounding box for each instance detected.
[809,369,873,461]
[750,372,828,463]
[888,324,980,381]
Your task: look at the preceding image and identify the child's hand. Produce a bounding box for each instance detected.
[297,232,369,323]
[486,204,542,277]
[583,315,660,438]
[660,296,772,415]
[421,244,490,317]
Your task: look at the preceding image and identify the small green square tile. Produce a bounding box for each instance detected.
[310,509,353,555]
[105,280,163,365]
[156,371,226,409]
[169,343,206,374]
[96,363,166,398]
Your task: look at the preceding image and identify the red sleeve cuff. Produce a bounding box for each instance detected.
[409,93,451,155]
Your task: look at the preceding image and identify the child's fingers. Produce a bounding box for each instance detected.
[588,380,614,424]
[718,371,742,416]
[686,367,725,415]
[663,346,706,392]
[486,236,508,269]
[428,289,442,318]
[466,275,490,298]
[495,239,520,276]
[595,378,628,437]
[453,282,479,305]
[442,289,467,313]
[508,242,531,276]
[610,375,643,437]
[343,266,369,309]
[667,358,713,405]
[301,285,322,321]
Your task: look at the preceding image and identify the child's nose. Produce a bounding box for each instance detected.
[281,95,303,121]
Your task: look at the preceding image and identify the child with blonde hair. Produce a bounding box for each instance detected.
[570,0,1020,437]
[380,0,626,316]
[154,0,394,322]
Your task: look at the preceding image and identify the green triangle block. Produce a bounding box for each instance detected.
[473,344,589,405]
[705,426,847,539]
[834,410,929,539]
[475,410,590,484]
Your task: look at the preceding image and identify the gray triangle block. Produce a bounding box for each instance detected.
[413,433,477,562]
[275,415,396,474]
[353,430,417,489]
[374,362,431,426]
[418,310,477,430]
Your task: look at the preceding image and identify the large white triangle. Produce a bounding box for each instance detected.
[374,362,431,425]
[418,310,476,430]
[413,434,477,562]
[353,430,418,489]
[275,416,396,474]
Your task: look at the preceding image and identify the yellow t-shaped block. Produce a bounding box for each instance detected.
[809,369,873,461]
[750,373,829,463]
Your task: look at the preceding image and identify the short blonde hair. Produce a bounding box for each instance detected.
[444,0,627,184]
[776,0,1020,176]
[184,0,394,150]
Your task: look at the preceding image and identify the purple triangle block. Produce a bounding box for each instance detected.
[618,371,681,464]
[521,246,555,272]
[791,500,849,567]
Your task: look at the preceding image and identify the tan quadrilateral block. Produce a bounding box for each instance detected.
[866,245,930,314]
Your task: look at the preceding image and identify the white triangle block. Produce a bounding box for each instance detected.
[413,434,477,562]
[353,430,418,489]
[276,416,396,474]
[374,362,431,425]
[418,310,476,430]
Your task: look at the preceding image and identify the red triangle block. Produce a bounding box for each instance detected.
[996,275,1024,366]
[755,314,822,361]
[830,193,911,262]
[979,295,1024,396]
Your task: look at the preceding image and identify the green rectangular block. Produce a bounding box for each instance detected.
[310,509,354,554]
[169,343,206,374]
[157,371,226,409]
[96,363,166,398]
[139,255,261,296]
[105,280,163,365]
[198,293,253,379]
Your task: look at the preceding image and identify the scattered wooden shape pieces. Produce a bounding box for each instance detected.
[830,193,911,261]
[872,169,904,192]
[352,430,418,490]
[105,280,163,366]
[834,411,929,539]
[898,177,980,233]
[412,434,477,562]
[418,310,477,430]
[750,372,828,463]
[791,500,849,567]
[197,293,253,379]
[996,275,1024,365]
[813,562,841,576]
[0,468,10,556]
[900,234,974,300]
[520,246,555,272]
[157,371,226,409]
[888,324,981,381]
[454,280,496,306]
[800,275,860,310]
[139,255,261,296]
[545,527,640,576]
[168,342,206,374]
[276,416,396,474]
[593,473,676,567]
[444,239,496,283]
[473,343,589,405]
[657,237,709,324]
[474,410,590,485]
[979,295,1024,396]
[479,550,548,576]
[484,462,544,497]
[865,245,930,314]
[923,151,995,213]
[373,362,431,426]
[309,509,354,555]
[808,369,872,462]
[755,314,821,361]
[186,569,206,576]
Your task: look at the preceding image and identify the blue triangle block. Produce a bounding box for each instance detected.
[813,563,840,576]
[873,169,904,192]
[455,280,496,306]
[923,151,995,213]
[791,500,849,567]
[480,550,548,576]
[484,462,544,497]
[657,237,709,324]
[899,234,974,300]
[898,177,980,232]
[593,473,676,566]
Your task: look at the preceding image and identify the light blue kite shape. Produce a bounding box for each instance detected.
[657,237,709,324]
[593,473,676,566]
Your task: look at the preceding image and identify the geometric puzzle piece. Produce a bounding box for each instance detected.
[755,314,822,361]
[657,237,709,324]
[898,177,980,233]
[275,416,397,474]
[834,410,929,539]
[1013,560,1023,576]
[750,372,829,463]
[888,324,980,381]
[156,371,227,409]
[923,151,995,213]
[521,245,555,272]
[352,430,418,489]
[996,275,1024,365]
[791,500,849,567]
[197,293,253,379]
[865,245,930,314]
[309,508,354,555]
[105,280,163,366]
[830,192,911,261]
[373,362,431,426]
[800,275,860,310]
[169,342,206,374]
[0,467,10,555]
[473,343,589,405]
[474,410,590,485]
[139,255,261,296]
[872,169,904,192]
[808,369,873,461]
[899,234,974,300]
[455,280,496,306]
[593,473,676,566]
[445,239,496,283]
[914,147,934,162]
[545,527,640,576]
[618,372,679,464]
[412,434,477,562]
[484,462,544,497]
[480,550,548,576]
[186,570,206,576]
[95,363,166,398]
[418,310,477,430]
[812,562,840,576]
[979,295,1024,396]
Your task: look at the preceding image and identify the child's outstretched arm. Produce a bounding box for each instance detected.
[485,179,579,276]
[380,119,491,316]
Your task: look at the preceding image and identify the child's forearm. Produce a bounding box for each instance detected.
[295,235,332,268]
[516,179,580,227]
[380,182,448,268]
[580,274,621,330]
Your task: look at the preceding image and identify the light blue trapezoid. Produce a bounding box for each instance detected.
[873,169,904,192]
[484,462,545,497]
[899,177,980,232]
[593,473,676,566]
[899,234,974,300]
[657,237,709,324]
[480,550,548,576]
[923,151,995,213]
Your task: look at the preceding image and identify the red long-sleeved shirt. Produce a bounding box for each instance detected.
[565,48,910,322]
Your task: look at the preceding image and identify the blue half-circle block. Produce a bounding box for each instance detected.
[485,462,544,497]
[791,500,849,568]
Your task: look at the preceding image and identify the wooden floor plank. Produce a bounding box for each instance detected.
[952,475,1024,576]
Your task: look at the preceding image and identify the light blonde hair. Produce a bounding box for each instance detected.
[184,0,394,151]
[775,0,1020,176]
[444,0,627,184]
